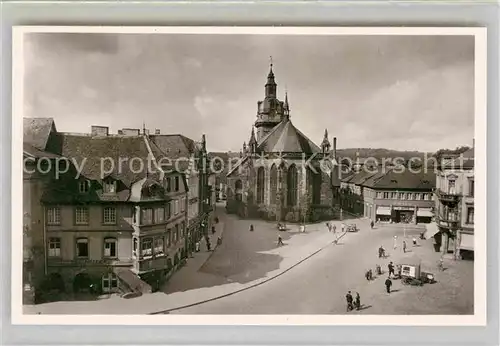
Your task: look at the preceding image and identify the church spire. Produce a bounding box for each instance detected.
[321,128,331,154]
[265,56,277,98]
[249,126,257,153]
[283,91,290,120]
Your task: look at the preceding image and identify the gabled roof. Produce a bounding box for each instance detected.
[23,118,56,151]
[23,143,60,159]
[363,169,436,190]
[442,148,474,170]
[257,120,321,154]
[150,134,198,172]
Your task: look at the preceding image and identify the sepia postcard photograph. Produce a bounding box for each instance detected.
[12,26,487,325]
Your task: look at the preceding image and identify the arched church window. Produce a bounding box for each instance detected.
[287,165,298,207]
[270,165,278,204]
[235,180,243,202]
[256,167,265,204]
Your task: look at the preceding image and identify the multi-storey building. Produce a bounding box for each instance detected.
[23,118,213,301]
[434,148,474,259]
[339,167,436,224]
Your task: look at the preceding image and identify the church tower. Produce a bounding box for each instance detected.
[254,59,286,141]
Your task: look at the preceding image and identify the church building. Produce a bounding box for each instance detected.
[226,63,338,222]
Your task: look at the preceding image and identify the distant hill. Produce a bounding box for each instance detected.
[334,148,431,161]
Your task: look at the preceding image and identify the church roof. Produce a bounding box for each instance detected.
[257,119,321,154]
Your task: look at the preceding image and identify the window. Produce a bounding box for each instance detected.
[256,167,265,204]
[466,207,474,224]
[75,207,89,225]
[154,207,165,224]
[76,238,89,258]
[47,207,61,225]
[468,179,475,197]
[424,193,430,201]
[154,237,164,256]
[102,273,118,292]
[391,192,397,199]
[141,208,153,225]
[103,180,116,193]
[180,198,185,213]
[173,224,179,244]
[448,179,456,194]
[398,192,404,200]
[48,237,61,257]
[166,229,171,247]
[383,192,389,199]
[166,202,172,219]
[408,193,414,200]
[103,238,117,257]
[181,221,186,237]
[174,200,179,215]
[376,192,382,199]
[103,207,116,224]
[166,177,171,192]
[286,165,298,207]
[79,180,89,193]
[141,238,153,257]
[132,207,137,224]
[175,176,180,191]
[133,238,138,257]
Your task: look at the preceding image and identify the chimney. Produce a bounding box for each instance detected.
[333,137,337,160]
[118,130,123,135]
[121,128,140,136]
[155,129,161,135]
[91,125,109,137]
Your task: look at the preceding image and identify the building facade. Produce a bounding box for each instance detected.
[340,168,436,224]
[23,119,213,302]
[226,64,337,222]
[434,148,474,259]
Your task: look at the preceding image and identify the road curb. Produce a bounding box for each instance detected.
[150,231,348,314]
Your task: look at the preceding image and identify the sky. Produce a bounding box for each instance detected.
[23,32,475,153]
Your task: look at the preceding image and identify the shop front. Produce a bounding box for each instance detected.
[392,206,414,223]
[416,208,433,224]
[375,206,391,222]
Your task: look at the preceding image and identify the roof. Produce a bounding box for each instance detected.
[150,134,198,172]
[23,118,56,150]
[23,143,60,159]
[363,169,436,190]
[442,148,474,170]
[257,120,321,154]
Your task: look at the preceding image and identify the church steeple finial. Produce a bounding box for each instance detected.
[321,128,331,154]
[265,57,277,98]
[249,126,257,153]
[283,90,290,120]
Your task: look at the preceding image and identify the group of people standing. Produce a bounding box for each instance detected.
[345,291,362,311]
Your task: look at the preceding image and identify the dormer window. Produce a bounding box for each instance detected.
[79,180,89,193]
[390,179,397,184]
[103,179,117,194]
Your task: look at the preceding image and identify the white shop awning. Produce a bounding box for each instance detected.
[460,233,474,251]
[423,222,440,239]
[417,209,434,217]
[376,206,391,216]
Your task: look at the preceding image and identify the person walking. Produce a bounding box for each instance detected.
[412,237,417,246]
[332,224,337,233]
[385,277,393,293]
[403,240,407,253]
[370,220,374,229]
[249,224,254,232]
[277,234,284,247]
[355,292,361,310]
[341,223,345,233]
[345,291,354,312]
[388,261,395,278]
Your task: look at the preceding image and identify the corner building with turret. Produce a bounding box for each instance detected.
[226,63,339,222]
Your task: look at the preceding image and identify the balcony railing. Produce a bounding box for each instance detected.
[435,189,461,203]
[48,258,133,267]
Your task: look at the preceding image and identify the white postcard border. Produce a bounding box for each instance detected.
[11,25,488,326]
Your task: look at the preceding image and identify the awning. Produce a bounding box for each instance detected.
[423,222,440,239]
[417,209,433,217]
[376,206,391,216]
[460,233,474,251]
